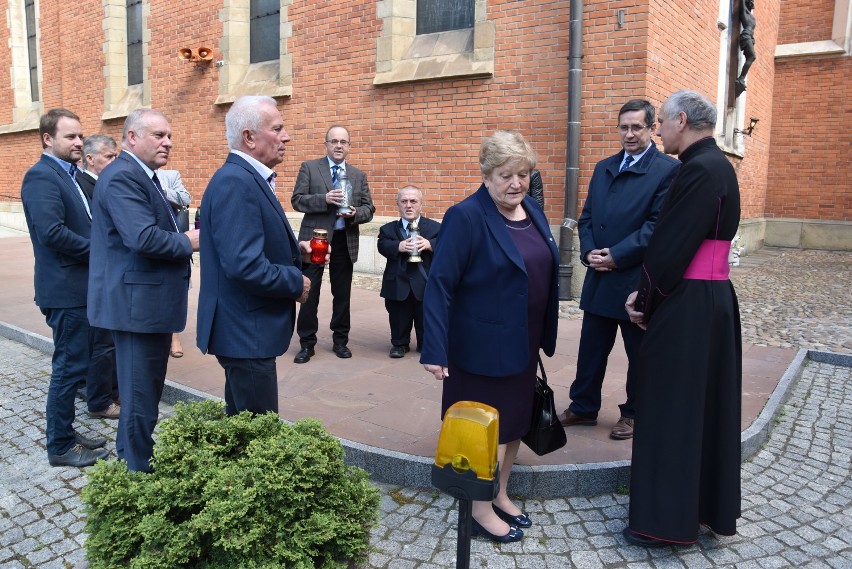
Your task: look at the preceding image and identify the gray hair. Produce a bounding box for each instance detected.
[226,96,278,149]
[122,109,168,142]
[397,185,422,201]
[661,90,717,131]
[81,135,117,170]
[479,130,537,176]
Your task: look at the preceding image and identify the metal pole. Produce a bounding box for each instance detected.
[456,498,473,569]
[560,0,583,300]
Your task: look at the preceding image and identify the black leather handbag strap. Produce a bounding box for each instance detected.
[537,356,548,384]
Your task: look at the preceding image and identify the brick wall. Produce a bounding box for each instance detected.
[768,0,851,222]
[0,0,818,231]
[777,0,835,44]
[767,55,851,221]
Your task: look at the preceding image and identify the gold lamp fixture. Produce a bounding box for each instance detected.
[734,117,759,137]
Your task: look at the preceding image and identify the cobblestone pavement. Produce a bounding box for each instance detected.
[2,247,851,567]
[1,338,849,568]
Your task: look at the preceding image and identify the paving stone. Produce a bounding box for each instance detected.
[1,248,852,567]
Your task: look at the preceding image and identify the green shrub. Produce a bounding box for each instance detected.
[82,400,380,568]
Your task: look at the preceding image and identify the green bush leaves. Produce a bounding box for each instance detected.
[82,401,379,568]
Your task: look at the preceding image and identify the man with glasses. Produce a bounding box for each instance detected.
[291,126,375,363]
[559,99,679,440]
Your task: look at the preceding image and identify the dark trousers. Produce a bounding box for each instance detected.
[86,326,118,411]
[112,330,170,472]
[296,230,353,348]
[42,306,90,456]
[569,311,644,419]
[215,355,278,416]
[385,292,423,349]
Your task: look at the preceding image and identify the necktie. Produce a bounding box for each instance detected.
[402,221,409,238]
[267,172,277,193]
[152,173,164,195]
[67,164,91,219]
[332,165,345,230]
[619,155,634,172]
[151,173,179,231]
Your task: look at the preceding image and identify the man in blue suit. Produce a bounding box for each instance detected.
[197,96,313,416]
[559,99,680,440]
[21,108,110,467]
[88,109,199,472]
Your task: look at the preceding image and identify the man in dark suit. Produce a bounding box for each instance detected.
[76,134,121,417]
[88,109,199,472]
[291,125,375,363]
[76,134,118,200]
[559,99,680,440]
[197,95,313,415]
[377,186,440,358]
[21,108,109,467]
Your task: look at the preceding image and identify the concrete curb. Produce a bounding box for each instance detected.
[2,319,835,498]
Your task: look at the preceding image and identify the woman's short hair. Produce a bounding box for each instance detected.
[479,130,537,176]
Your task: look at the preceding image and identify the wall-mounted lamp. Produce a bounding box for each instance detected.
[734,117,759,136]
[178,47,215,65]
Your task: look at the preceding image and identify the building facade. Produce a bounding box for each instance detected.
[0,0,848,295]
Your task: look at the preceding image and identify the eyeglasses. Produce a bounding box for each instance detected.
[325,139,350,146]
[617,124,652,134]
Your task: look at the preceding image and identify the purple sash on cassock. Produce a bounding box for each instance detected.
[682,239,731,281]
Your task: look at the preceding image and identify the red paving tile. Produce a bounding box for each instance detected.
[0,232,795,467]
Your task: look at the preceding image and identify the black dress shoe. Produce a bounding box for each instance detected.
[492,504,532,528]
[75,432,107,450]
[389,345,409,358]
[333,345,352,358]
[622,527,671,547]
[48,444,109,467]
[470,518,523,543]
[293,347,315,364]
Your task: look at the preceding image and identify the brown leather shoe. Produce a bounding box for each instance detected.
[610,416,634,440]
[558,409,597,427]
[89,402,120,420]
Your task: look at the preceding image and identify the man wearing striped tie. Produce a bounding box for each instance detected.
[291,125,375,363]
[558,99,680,441]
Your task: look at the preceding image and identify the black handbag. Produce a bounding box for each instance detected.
[521,358,567,456]
[174,205,190,232]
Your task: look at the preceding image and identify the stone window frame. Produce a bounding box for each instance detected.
[374,0,495,86]
[774,0,850,58]
[215,0,293,106]
[0,0,43,134]
[715,0,747,157]
[102,0,150,121]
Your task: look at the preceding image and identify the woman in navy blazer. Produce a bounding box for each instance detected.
[421,131,559,543]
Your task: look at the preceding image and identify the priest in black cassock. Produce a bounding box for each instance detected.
[623,90,742,547]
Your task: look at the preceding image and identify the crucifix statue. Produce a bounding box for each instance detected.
[735,0,756,96]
